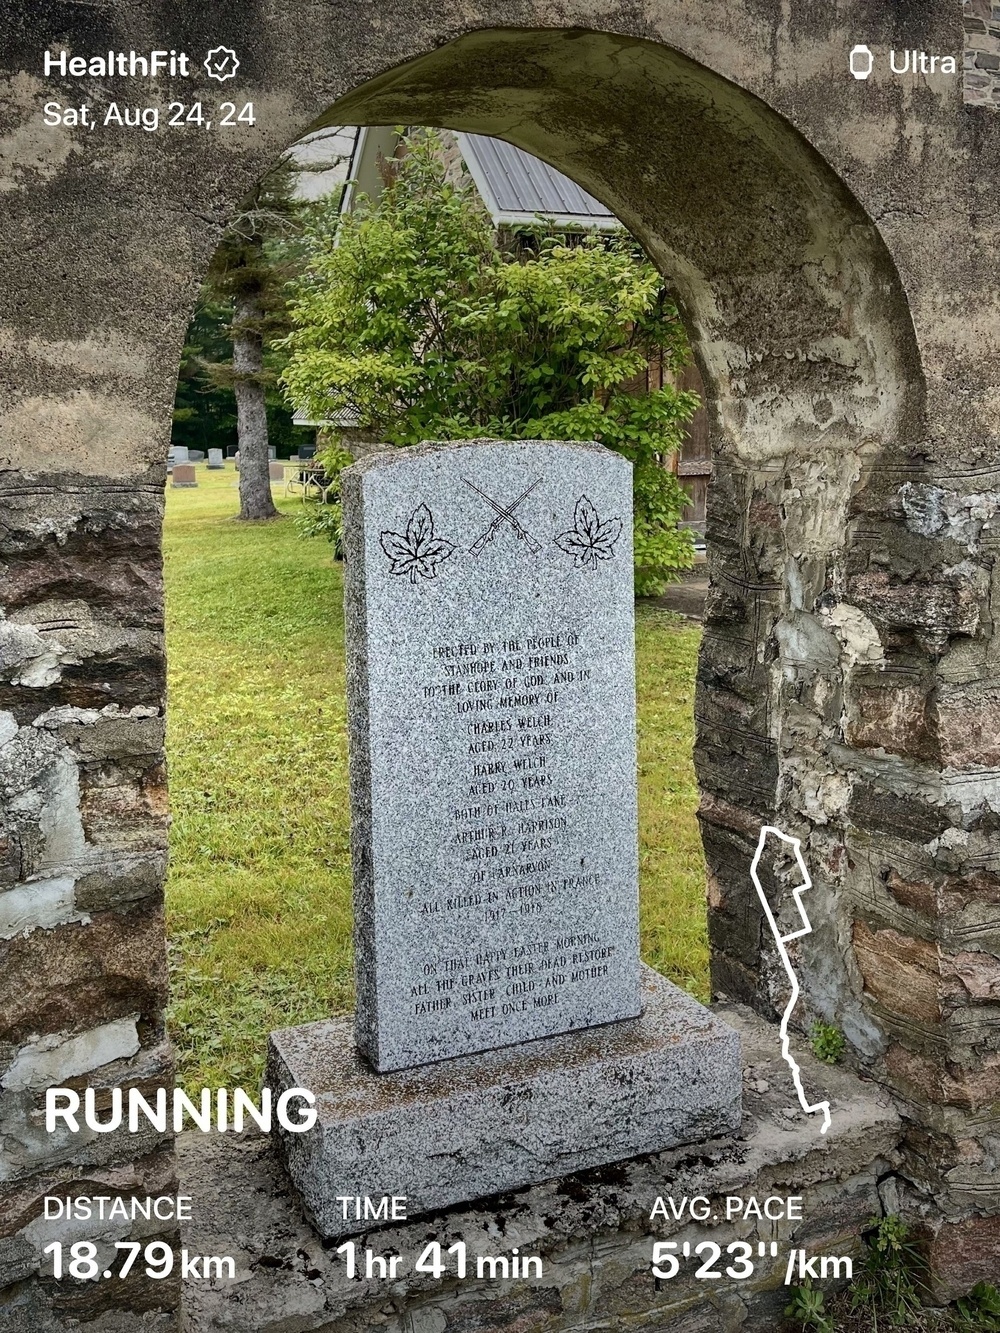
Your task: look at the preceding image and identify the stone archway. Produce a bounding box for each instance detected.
[3,6,998,1326]
[321,24,925,1047]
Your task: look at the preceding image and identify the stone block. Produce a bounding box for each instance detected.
[171,464,196,488]
[74,854,165,913]
[0,877,80,940]
[185,1002,900,1333]
[207,448,224,468]
[852,920,941,1023]
[0,899,167,1046]
[919,1214,1000,1303]
[268,462,284,481]
[886,1042,1000,1110]
[267,967,741,1239]
[1,1017,140,1093]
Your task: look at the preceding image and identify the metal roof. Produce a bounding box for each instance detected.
[292,403,361,429]
[456,134,618,228]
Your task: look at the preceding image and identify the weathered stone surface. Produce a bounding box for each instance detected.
[886,1042,1000,1112]
[0,1287,176,1333]
[943,947,1000,1002]
[79,756,168,849]
[847,674,936,761]
[0,1142,176,1240]
[342,439,640,1071]
[852,920,941,1023]
[936,680,1000,768]
[1,1039,173,1184]
[918,1214,1000,1303]
[190,1004,898,1332]
[268,968,740,1239]
[0,898,167,1045]
[74,853,166,913]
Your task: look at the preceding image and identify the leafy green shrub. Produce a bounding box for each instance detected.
[810,1020,846,1065]
[849,1215,923,1327]
[785,1280,833,1332]
[294,499,344,556]
[293,443,353,557]
[957,1283,1000,1331]
[282,129,699,594]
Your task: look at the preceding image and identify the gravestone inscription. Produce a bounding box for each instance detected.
[343,439,640,1072]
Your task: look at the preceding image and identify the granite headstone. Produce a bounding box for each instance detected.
[171,463,197,488]
[343,439,640,1073]
[207,448,224,469]
[268,438,741,1236]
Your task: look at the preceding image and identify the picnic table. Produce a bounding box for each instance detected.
[282,460,337,502]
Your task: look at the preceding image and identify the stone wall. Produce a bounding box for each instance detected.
[0,474,176,1328]
[964,0,1000,103]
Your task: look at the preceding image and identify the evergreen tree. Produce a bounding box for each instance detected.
[171,298,239,455]
[201,159,301,520]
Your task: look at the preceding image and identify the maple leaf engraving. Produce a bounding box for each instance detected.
[380,503,456,583]
[555,496,623,570]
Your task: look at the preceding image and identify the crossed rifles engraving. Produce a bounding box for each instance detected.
[465,476,543,557]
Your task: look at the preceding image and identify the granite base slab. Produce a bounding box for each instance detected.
[266,966,741,1239]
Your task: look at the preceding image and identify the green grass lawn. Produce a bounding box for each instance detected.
[164,466,707,1089]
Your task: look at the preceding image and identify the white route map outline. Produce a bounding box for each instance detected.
[750,825,832,1135]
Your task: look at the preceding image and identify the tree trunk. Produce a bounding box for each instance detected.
[233,296,279,521]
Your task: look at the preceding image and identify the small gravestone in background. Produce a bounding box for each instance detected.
[226,444,238,458]
[268,445,276,460]
[207,448,224,469]
[268,461,284,482]
[171,463,197,488]
[172,445,190,464]
[269,439,740,1239]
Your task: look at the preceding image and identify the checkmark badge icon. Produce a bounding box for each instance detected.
[204,46,240,81]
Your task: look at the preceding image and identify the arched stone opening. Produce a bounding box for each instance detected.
[313,27,925,1055]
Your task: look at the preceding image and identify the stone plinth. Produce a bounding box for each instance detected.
[267,967,741,1240]
[191,1002,898,1333]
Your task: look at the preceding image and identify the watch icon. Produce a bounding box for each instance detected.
[849,44,874,80]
